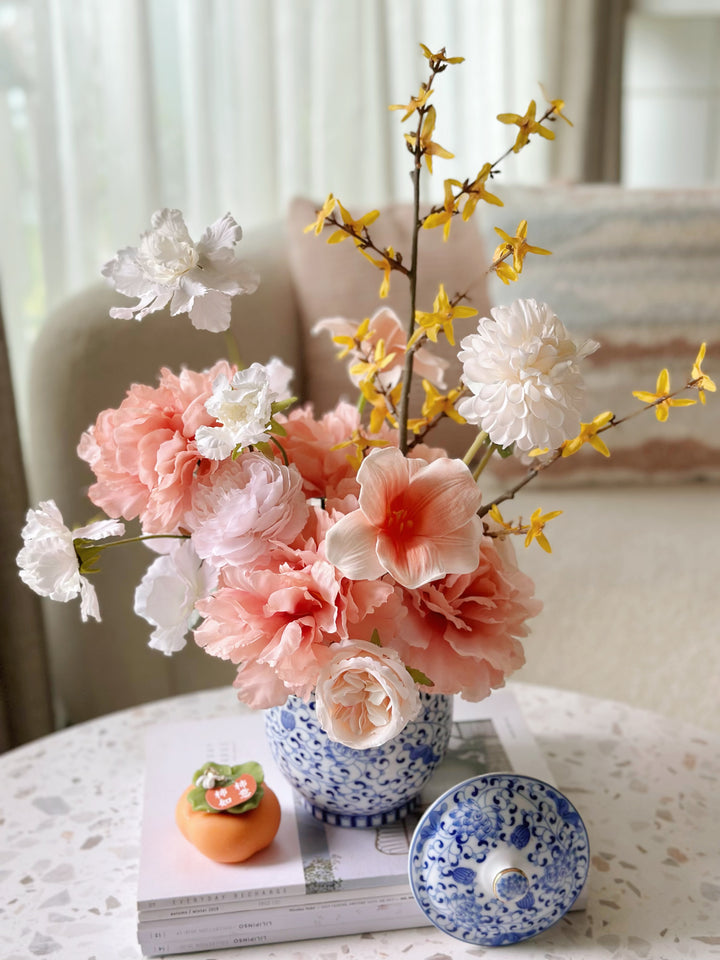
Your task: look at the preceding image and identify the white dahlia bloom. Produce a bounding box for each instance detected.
[102,209,258,331]
[457,299,599,453]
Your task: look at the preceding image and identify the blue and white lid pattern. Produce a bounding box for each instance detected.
[409,773,589,946]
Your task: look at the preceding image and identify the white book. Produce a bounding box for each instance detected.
[137,688,568,955]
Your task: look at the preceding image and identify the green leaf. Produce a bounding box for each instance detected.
[74,539,103,575]
[271,396,297,414]
[369,628,382,647]
[407,666,433,686]
[268,417,287,437]
[495,442,516,459]
[186,761,266,816]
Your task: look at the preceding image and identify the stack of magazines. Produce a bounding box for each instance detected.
[137,688,562,956]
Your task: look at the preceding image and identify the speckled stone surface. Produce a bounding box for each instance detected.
[2,683,718,960]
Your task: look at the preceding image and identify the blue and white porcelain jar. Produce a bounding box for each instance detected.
[264,693,453,827]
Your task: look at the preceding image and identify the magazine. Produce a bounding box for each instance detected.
[137,688,565,955]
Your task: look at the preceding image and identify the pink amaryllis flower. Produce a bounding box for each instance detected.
[325,447,483,589]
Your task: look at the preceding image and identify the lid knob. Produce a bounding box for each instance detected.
[493,867,529,902]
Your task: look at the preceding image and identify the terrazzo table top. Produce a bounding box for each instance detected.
[2,682,719,960]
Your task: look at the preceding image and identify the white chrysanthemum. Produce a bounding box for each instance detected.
[102,208,259,331]
[17,500,125,622]
[134,540,218,655]
[457,299,599,453]
[195,360,292,460]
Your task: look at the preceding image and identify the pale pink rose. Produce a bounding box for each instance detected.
[188,453,308,567]
[389,535,542,701]
[314,306,448,389]
[77,361,234,533]
[314,639,422,748]
[325,447,484,589]
[194,547,341,702]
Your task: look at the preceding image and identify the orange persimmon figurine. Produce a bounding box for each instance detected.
[175,761,281,863]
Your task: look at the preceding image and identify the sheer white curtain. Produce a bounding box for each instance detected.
[0,0,613,437]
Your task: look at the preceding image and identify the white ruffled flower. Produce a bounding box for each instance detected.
[17,500,125,622]
[195,359,293,460]
[102,208,259,332]
[457,298,599,453]
[314,640,422,749]
[134,540,218,655]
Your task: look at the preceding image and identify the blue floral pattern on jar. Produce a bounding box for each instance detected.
[264,693,453,827]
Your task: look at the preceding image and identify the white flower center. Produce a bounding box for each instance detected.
[136,232,199,284]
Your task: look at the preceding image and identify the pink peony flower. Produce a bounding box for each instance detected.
[314,639,422,748]
[77,361,234,534]
[389,535,542,701]
[314,306,448,389]
[189,453,308,567]
[194,547,342,703]
[325,446,484,589]
[278,402,363,505]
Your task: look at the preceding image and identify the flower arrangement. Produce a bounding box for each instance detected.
[18,45,714,749]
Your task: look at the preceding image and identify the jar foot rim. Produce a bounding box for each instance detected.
[302,795,421,828]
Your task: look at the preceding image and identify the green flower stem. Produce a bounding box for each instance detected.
[472,442,496,481]
[462,430,488,466]
[223,329,243,368]
[86,533,188,552]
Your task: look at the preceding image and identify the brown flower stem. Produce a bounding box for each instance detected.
[479,378,704,518]
[398,67,441,455]
[323,217,410,276]
[597,379,702,432]
[424,105,557,222]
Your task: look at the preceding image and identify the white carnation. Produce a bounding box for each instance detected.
[17,500,125,622]
[457,298,598,453]
[102,208,258,331]
[134,540,218,655]
[195,361,291,460]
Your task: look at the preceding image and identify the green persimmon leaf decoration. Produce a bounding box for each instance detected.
[186,761,265,816]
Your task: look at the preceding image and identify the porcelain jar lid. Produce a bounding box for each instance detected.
[408,773,590,946]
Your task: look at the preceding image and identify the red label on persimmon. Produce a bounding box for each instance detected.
[205,774,258,810]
